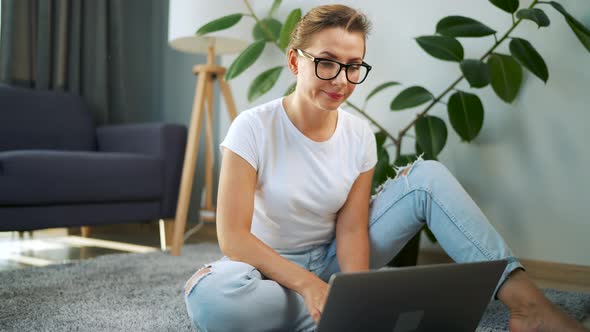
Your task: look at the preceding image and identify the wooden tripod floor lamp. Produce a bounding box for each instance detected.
[168,0,250,256]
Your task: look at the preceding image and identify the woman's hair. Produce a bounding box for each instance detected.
[287,4,372,56]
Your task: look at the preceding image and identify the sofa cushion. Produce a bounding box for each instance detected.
[0,85,96,152]
[0,150,163,205]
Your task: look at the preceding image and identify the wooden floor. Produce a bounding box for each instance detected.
[2,222,590,289]
[0,221,218,271]
[1,222,589,327]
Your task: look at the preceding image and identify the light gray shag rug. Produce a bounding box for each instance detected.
[1,242,588,331]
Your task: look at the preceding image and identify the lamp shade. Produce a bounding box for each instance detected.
[168,0,253,55]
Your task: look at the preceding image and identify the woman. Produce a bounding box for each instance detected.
[184,4,586,332]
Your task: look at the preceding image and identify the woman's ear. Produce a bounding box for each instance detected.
[287,49,299,75]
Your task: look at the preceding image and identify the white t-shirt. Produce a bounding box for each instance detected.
[220,97,377,250]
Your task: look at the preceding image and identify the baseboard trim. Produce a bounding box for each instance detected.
[419,249,590,288]
[520,258,590,288]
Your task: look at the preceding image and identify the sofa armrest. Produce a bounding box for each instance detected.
[97,123,187,217]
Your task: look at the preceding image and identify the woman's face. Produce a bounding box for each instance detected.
[289,27,366,112]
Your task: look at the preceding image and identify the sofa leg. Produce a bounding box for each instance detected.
[159,219,175,251]
[15,231,34,239]
[81,226,91,237]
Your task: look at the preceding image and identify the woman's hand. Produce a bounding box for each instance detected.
[299,275,329,323]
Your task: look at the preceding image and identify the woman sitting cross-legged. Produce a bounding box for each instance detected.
[184,4,588,332]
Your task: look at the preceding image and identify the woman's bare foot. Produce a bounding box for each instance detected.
[497,269,588,332]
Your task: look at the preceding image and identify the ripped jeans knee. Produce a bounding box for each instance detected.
[184,264,213,296]
[371,154,424,202]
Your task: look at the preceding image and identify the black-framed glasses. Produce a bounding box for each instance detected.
[295,49,372,84]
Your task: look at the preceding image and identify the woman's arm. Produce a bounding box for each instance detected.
[335,168,375,273]
[216,147,321,294]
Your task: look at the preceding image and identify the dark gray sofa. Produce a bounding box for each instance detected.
[0,85,186,231]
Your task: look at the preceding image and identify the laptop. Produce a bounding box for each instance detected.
[316,260,507,332]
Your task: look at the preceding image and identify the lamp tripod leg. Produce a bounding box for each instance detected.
[202,76,216,222]
[218,77,238,121]
[171,72,209,256]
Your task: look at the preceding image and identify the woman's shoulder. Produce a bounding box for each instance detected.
[240,97,283,120]
[225,99,283,149]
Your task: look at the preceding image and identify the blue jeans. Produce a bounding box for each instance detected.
[184,159,523,332]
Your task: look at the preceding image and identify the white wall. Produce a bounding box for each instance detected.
[217,0,590,266]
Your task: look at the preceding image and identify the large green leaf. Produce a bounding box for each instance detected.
[509,38,548,83]
[416,36,464,62]
[460,59,490,88]
[366,81,400,102]
[436,16,496,37]
[447,91,484,142]
[390,86,434,111]
[248,66,283,102]
[375,131,388,148]
[567,20,590,53]
[268,0,282,17]
[253,18,282,42]
[489,0,519,14]
[516,8,550,28]
[279,9,302,51]
[225,40,266,81]
[550,2,590,53]
[372,146,395,193]
[414,141,437,161]
[487,53,522,103]
[415,116,448,159]
[196,14,243,35]
[394,154,418,167]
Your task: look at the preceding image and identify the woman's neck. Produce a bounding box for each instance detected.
[283,94,338,140]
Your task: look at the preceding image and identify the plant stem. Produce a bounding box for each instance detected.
[479,0,539,61]
[393,0,539,160]
[244,0,537,159]
[243,0,284,52]
[344,101,398,145]
[395,75,463,159]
